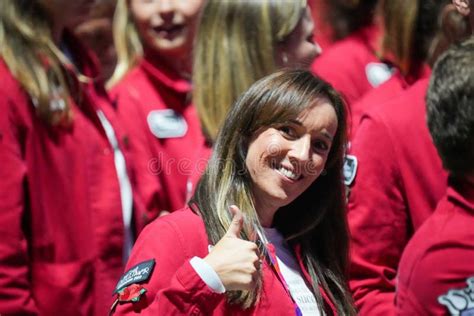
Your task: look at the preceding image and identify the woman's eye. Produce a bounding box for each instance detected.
[279,126,297,138]
[312,140,329,152]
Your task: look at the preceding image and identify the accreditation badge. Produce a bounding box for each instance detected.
[147,109,188,139]
[365,62,394,87]
[343,155,358,186]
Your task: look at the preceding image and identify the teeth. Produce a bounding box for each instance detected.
[278,166,299,180]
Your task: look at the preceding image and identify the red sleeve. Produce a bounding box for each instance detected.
[347,114,408,316]
[0,93,38,315]
[114,214,223,315]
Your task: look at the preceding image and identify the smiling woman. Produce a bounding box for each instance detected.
[245,98,338,227]
[110,0,204,84]
[108,0,207,224]
[112,70,355,316]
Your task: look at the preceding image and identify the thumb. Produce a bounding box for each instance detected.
[225,205,243,238]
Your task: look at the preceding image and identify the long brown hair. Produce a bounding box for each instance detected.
[190,69,355,315]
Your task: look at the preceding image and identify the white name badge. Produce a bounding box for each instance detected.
[365,62,394,87]
[147,109,188,139]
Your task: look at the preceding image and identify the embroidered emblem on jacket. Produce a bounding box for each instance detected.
[438,276,474,316]
[114,259,155,294]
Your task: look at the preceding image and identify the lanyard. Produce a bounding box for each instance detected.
[262,243,303,316]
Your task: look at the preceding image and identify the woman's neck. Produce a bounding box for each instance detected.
[255,199,278,228]
[144,49,192,80]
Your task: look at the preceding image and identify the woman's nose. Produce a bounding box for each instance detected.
[157,0,173,12]
[157,0,175,20]
[289,135,311,162]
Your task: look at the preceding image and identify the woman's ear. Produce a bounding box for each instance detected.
[274,46,289,68]
[452,0,471,16]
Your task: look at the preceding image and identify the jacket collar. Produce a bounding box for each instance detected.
[139,53,192,95]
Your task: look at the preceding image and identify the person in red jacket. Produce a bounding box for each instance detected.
[396,37,474,316]
[108,0,207,224]
[0,0,141,315]
[349,0,469,138]
[347,79,449,316]
[311,0,387,110]
[111,70,356,315]
[345,1,472,314]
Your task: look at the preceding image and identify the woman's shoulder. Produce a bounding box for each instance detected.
[109,64,148,98]
[135,207,209,253]
[155,207,204,232]
[145,206,203,229]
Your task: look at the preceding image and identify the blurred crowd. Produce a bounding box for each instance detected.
[0,0,473,315]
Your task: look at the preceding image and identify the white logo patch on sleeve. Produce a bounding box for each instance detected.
[343,155,358,186]
[147,109,188,139]
[438,276,474,316]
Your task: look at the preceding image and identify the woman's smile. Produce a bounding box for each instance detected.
[246,98,338,226]
[271,160,302,182]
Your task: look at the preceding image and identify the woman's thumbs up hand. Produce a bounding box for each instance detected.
[203,205,261,291]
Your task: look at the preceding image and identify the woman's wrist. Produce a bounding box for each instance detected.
[189,256,226,293]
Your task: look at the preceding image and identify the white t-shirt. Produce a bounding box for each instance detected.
[264,227,321,316]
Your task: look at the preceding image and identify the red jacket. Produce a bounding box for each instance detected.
[113,207,339,315]
[185,140,212,200]
[110,57,206,225]
[0,33,136,316]
[347,79,448,315]
[396,179,474,315]
[312,24,388,109]
[349,66,431,138]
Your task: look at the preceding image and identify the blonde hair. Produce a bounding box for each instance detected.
[192,0,307,142]
[191,70,355,314]
[108,0,143,87]
[0,0,85,125]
